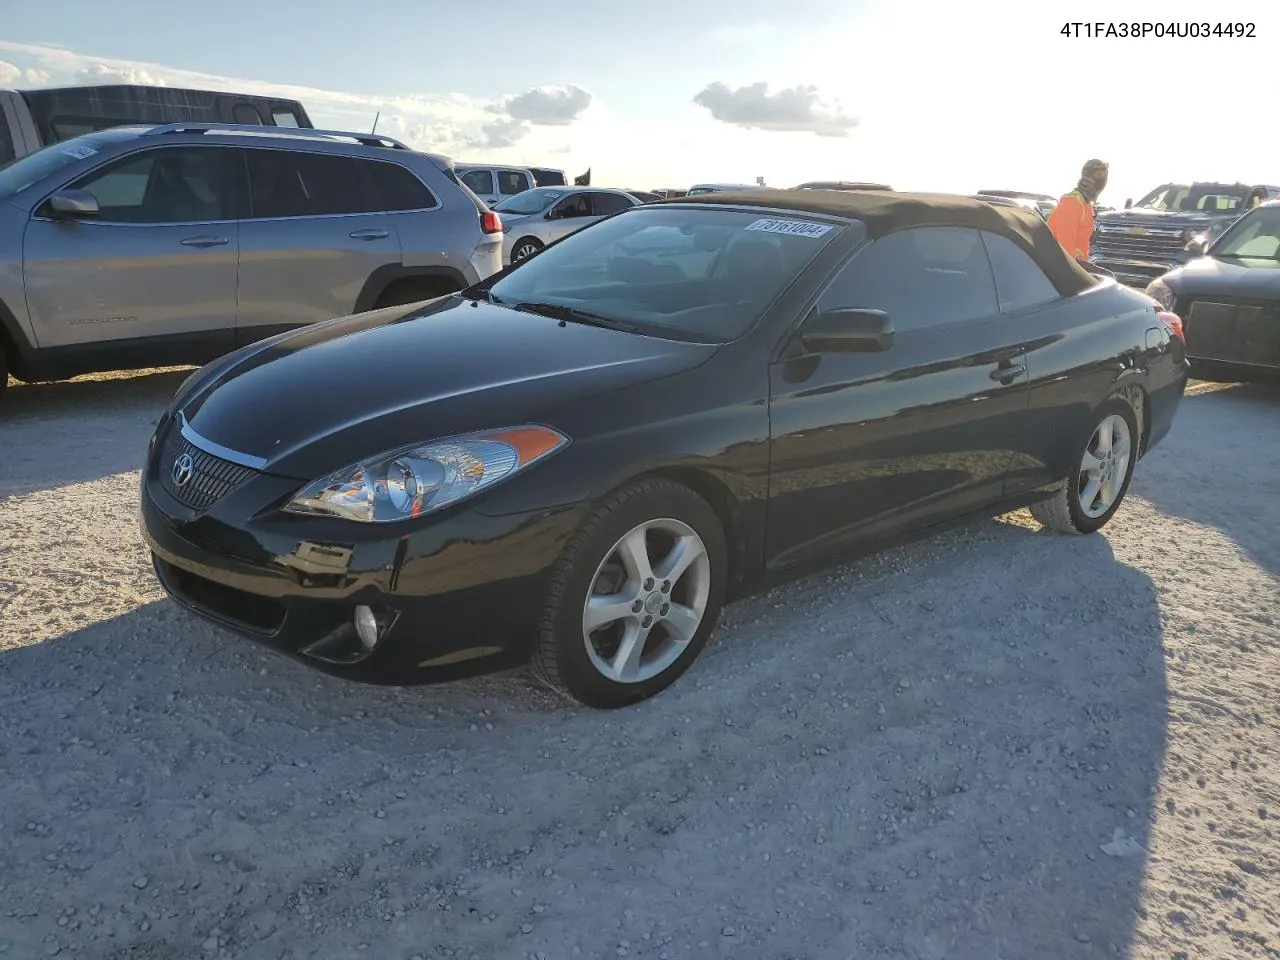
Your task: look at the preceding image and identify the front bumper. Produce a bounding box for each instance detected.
[139,426,582,684]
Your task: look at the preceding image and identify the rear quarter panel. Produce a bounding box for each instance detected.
[1006,281,1186,491]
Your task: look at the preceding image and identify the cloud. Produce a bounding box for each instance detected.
[693,81,859,137]
[469,117,529,149]
[76,62,168,86]
[496,84,592,126]
[0,42,599,162]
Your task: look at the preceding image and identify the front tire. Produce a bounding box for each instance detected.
[1030,397,1139,534]
[511,238,543,262]
[532,478,728,708]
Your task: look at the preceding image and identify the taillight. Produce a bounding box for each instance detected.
[481,211,502,234]
[1157,310,1184,343]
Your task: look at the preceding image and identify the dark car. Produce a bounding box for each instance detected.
[1144,200,1280,379]
[139,190,1189,708]
[1091,181,1280,287]
[626,190,663,204]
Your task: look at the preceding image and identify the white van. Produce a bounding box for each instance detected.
[455,164,536,207]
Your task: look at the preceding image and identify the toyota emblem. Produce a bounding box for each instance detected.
[171,453,195,487]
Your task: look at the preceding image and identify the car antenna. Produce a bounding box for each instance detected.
[371,111,380,134]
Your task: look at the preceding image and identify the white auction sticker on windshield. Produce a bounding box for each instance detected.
[61,144,99,160]
[744,217,832,239]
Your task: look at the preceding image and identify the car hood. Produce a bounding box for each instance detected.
[1165,256,1280,298]
[179,296,718,480]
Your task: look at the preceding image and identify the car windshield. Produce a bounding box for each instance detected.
[0,132,119,199]
[1135,184,1249,213]
[493,188,563,215]
[1212,207,1280,259]
[481,206,845,342]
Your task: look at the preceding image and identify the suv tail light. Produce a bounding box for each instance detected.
[1157,310,1184,343]
[481,210,502,234]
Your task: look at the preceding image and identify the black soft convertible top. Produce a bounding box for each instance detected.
[666,188,1098,297]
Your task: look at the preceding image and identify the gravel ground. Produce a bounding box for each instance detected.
[1,369,1277,960]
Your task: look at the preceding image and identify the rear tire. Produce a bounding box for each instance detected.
[532,478,728,708]
[1030,397,1139,535]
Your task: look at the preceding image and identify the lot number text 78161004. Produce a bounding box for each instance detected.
[1061,21,1255,38]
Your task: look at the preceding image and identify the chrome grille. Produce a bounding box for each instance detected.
[158,422,258,511]
[1092,225,1188,260]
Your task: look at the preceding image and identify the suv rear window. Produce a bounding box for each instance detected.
[366,161,438,211]
[245,149,375,218]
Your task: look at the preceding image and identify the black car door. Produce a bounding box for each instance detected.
[765,226,1032,571]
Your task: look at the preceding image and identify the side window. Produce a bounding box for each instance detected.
[365,161,438,211]
[552,193,592,218]
[980,232,1060,313]
[233,104,263,125]
[245,150,374,218]
[591,192,634,216]
[816,226,998,332]
[70,147,232,223]
[497,170,529,195]
[460,168,494,195]
[272,108,301,128]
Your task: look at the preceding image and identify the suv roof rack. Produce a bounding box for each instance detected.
[142,122,411,150]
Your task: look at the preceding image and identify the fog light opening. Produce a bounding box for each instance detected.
[354,605,380,650]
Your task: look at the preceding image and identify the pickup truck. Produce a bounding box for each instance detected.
[1,83,313,165]
[1090,181,1280,286]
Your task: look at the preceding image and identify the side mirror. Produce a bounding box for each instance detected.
[47,189,100,218]
[1186,236,1209,257]
[800,308,894,353]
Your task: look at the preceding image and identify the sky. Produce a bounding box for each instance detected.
[1,0,1276,203]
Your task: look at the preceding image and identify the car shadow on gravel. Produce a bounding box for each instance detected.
[1133,380,1280,576]
[0,369,190,498]
[0,517,1170,960]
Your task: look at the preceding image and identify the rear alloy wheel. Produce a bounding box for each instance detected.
[511,238,543,262]
[1029,398,1139,534]
[533,478,727,708]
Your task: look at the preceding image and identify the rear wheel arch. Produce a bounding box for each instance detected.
[1109,380,1149,458]
[355,265,469,313]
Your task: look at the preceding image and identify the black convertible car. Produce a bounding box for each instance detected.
[140,190,1189,708]
[1145,199,1280,378]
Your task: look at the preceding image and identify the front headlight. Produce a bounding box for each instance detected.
[1145,277,1176,311]
[283,424,569,523]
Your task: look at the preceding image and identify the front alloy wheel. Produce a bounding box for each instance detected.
[533,478,727,707]
[512,238,542,262]
[582,518,711,684]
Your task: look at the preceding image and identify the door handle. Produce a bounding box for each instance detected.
[349,229,390,241]
[180,235,229,247]
[989,363,1027,384]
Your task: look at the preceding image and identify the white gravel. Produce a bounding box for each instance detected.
[1,369,1277,960]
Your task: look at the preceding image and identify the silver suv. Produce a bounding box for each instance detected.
[0,123,503,399]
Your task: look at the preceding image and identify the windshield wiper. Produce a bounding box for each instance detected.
[511,300,641,333]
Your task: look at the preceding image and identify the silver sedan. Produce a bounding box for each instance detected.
[492,187,642,263]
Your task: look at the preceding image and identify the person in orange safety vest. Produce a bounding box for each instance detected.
[1047,159,1109,262]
